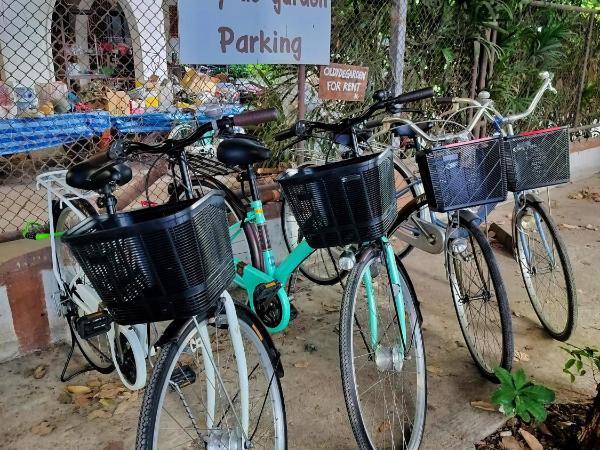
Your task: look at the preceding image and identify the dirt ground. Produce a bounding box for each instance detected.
[1,174,599,450]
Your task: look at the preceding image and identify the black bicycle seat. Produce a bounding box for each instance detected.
[392,121,434,138]
[217,138,271,167]
[66,152,132,191]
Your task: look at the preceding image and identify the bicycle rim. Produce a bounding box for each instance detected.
[137,306,286,449]
[447,220,512,380]
[340,248,426,450]
[515,201,577,340]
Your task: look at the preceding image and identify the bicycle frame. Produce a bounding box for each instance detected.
[230,197,313,333]
[230,196,409,362]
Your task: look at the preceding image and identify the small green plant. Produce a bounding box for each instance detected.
[491,367,556,423]
[562,345,600,383]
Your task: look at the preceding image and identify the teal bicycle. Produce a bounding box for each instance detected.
[177,88,434,449]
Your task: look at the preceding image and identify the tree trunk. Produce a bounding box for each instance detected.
[579,384,600,450]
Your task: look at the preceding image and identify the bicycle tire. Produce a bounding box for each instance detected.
[136,303,287,450]
[55,199,114,374]
[515,198,577,341]
[339,245,426,450]
[447,214,513,382]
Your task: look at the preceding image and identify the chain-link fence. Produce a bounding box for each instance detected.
[1,0,599,238]
[404,0,600,135]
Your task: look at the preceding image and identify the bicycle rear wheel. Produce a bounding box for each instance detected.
[446,215,513,381]
[339,246,426,450]
[56,200,114,374]
[515,199,577,341]
[137,301,286,449]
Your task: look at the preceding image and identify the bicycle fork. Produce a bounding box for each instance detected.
[193,291,250,445]
[362,238,408,371]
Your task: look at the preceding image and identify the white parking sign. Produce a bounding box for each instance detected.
[178,0,331,65]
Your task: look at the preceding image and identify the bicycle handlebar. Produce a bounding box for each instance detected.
[109,108,279,159]
[274,87,435,142]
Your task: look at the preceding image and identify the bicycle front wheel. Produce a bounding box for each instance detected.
[515,199,577,341]
[339,246,426,450]
[136,302,286,450]
[446,216,513,381]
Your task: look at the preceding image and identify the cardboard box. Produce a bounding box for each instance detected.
[181,69,218,96]
[105,90,130,115]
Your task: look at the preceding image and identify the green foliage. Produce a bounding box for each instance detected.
[491,367,556,424]
[562,345,600,383]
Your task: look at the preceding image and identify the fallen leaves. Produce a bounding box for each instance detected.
[377,419,391,432]
[293,361,309,368]
[67,385,91,395]
[568,187,600,202]
[514,351,530,362]
[321,303,339,313]
[501,435,525,450]
[560,223,579,230]
[61,377,139,421]
[560,222,599,231]
[30,420,55,436]
[519,428,543,450]
[88,409,112,420]
[470,400,498,412]
[33,365,48,379]
[427,366,444,376]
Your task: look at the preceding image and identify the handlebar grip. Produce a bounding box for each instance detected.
[274,126,296,142]
[232,108,279,127]
[393,87,435,104]
[364,119,383,130]
[434,97,455,104]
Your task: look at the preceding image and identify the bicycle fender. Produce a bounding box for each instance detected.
[457,209,482,226]
[235,302,285,378]
[525,192,544,204]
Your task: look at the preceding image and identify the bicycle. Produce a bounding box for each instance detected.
[32,170,149,389]
[379,71,577,342]
[169,90,431,449]
[55,108,288,449]
[276,91,513,382]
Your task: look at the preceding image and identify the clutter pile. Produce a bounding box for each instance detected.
[0,66,263,120]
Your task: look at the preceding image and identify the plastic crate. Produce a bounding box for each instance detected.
[416,137,507,212]
[62,192,234,325]
[278,150,396,249]
[503,127,570,192]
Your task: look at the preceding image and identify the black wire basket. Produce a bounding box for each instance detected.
[416,137,507,212]
[61,192,234,325]
[278,149,396,249]
[503,127,570,192]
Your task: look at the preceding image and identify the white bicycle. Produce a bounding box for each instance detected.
[34,170,149,389]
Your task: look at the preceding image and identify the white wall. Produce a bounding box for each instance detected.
[0,0,168,87]
[0,286,19,362]
[0,0,55,86]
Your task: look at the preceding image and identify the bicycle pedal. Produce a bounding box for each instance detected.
[75,311,112,340]
[255,280,282,301]
[170,364,197,389]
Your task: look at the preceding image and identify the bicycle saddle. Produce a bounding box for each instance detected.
[66,152,132,191]
[392,121,434,138]
[217,137,271,167]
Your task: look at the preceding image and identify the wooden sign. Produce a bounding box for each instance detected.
[319,63,369,102]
